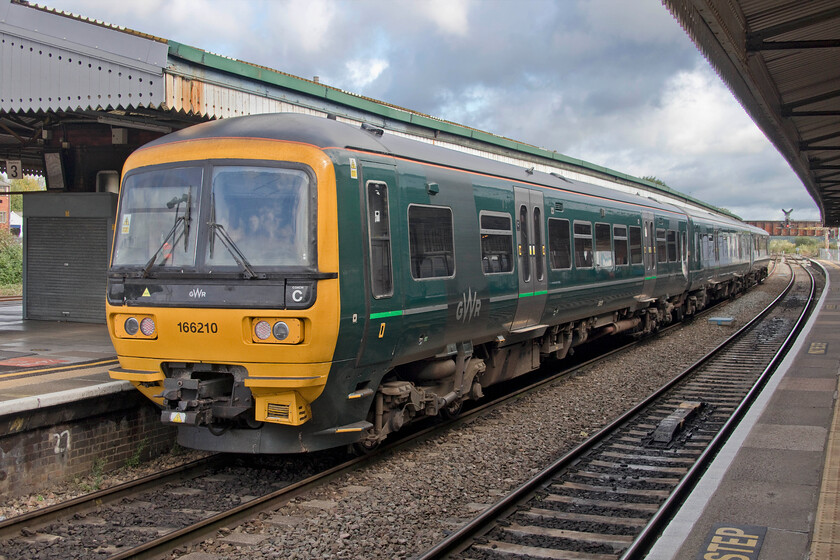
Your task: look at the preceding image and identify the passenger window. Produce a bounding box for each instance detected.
[548,218,571,269]
[595,223,612,268]
[574,221,593,269]
[629,226,642,265]
[367,182,392,297]
[667,230,677,262]
[480,212,513,274]
[409,205,455,279]
[656,228,667,263]
[614,225,628,266]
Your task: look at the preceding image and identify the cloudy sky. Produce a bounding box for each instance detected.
[41,0,820,221]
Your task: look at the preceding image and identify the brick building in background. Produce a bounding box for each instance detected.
[0,178,9,233]
[747,220,830,238]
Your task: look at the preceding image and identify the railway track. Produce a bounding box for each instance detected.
[417,259,819,560]
[0,264,788,559]
[0,451,354,559]
[0,340,653,560]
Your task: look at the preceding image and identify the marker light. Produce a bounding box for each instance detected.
[125,317,139,335]
[254,320,272,340]
[272,321,289,341]
[140,317,156,336]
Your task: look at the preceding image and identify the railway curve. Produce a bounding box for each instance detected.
[417,258,819,560]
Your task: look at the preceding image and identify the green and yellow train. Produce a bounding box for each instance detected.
[106,113,770,453]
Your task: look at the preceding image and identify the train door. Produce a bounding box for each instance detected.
[356,161,403,366]
[641,211,656,298]
[511,187,547,331]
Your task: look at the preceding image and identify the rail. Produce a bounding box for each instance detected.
[415,259,815,559]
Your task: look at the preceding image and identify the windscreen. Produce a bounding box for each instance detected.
[112,167,202,268]
[206,166,313,268]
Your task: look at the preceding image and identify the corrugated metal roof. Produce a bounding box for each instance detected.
[665,0,840,226]
[0,0,167,113]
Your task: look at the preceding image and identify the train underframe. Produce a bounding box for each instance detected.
[160,266,768,453]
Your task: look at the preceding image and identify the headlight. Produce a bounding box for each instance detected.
[272,321,289,341]
[250,317,302,344]
[116,314,157,339]
[124,317,139,335]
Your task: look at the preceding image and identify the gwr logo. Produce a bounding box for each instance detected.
[189,288,207,299]
[456,288,481,323]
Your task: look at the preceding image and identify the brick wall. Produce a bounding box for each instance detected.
[0,394,176,498]
[0,182,9,232]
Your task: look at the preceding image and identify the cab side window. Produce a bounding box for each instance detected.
[367,181,393,297]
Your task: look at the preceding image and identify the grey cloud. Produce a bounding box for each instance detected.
[41,0,823,221]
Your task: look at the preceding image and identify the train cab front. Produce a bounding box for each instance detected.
[105,137,347,453]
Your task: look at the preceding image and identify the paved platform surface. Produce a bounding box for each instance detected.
[649,259,840,560]
[0,300,127,411]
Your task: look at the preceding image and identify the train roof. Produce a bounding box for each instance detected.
[140,113,756,227]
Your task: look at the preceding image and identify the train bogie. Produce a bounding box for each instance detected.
[106,113,770,454]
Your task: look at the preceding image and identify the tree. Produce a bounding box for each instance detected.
[1,174,46,213]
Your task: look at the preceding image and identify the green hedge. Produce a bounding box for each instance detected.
[0,230,22,286]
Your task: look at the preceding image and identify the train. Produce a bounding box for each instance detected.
[106,113,771,454]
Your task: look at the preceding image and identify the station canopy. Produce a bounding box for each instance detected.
[666,0,840,226]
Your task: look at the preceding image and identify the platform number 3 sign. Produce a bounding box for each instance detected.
[5,160,22,179]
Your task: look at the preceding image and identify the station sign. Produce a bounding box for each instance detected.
[4,159,22,179]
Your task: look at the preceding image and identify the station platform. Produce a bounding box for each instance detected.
[649,259,840,560]
[0,299,128,415]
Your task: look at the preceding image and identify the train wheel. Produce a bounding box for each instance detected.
[351,437,381,456]
[441,399,463,419]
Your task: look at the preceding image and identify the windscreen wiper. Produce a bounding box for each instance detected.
[207,222,259,279]
[142,191,191,277]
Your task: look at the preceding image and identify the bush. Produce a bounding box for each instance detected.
[769,240,795,254]
[0,229,22,286]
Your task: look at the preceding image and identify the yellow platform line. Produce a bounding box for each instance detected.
[810,375,840,559]
[0,358,119,380]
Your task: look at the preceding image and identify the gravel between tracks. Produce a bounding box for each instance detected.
[168,266,790,560]
[0,267,791,559]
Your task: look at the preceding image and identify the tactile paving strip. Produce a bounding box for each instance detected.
[810,374,840,559]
